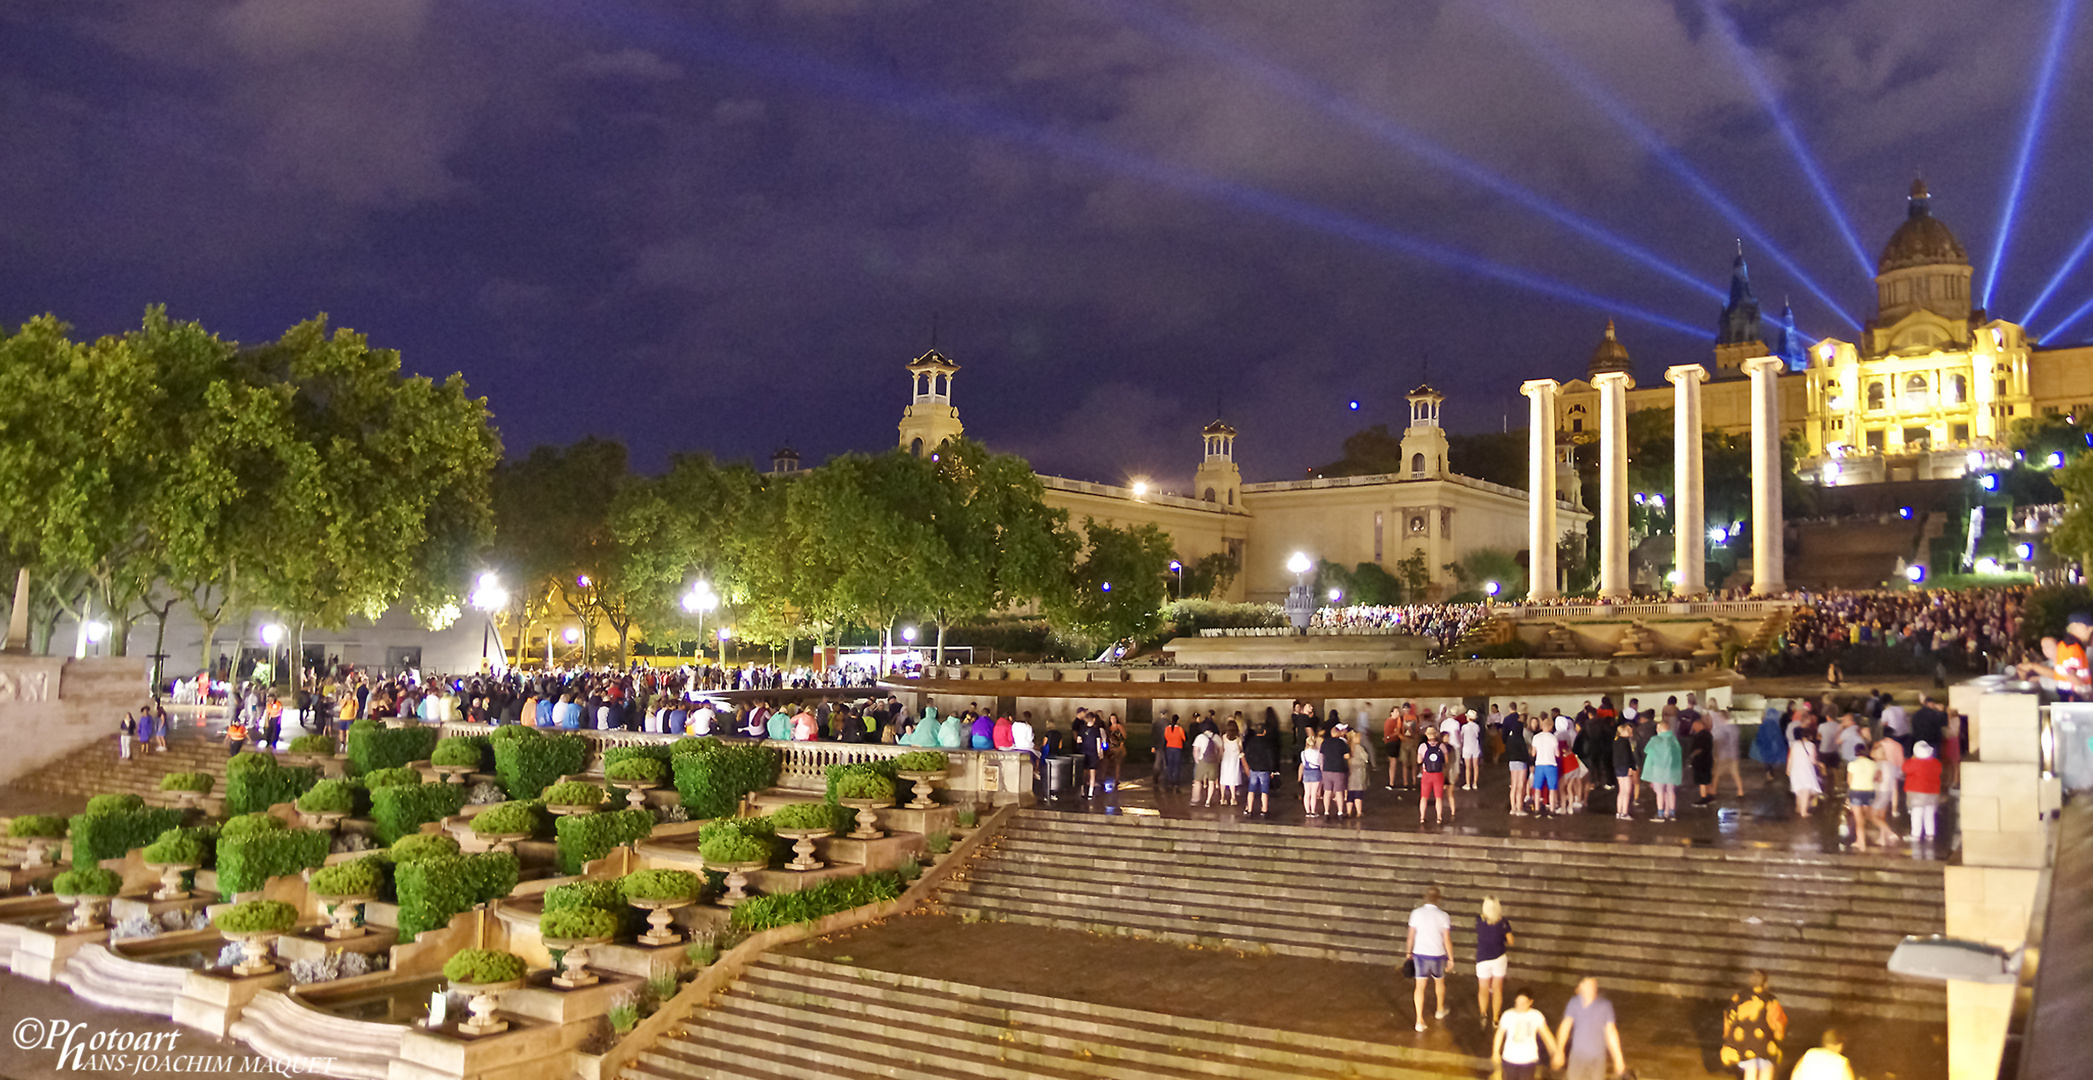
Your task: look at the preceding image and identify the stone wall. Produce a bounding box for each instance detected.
[0,655,150,787]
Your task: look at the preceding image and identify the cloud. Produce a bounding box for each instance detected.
[565,48,683,82]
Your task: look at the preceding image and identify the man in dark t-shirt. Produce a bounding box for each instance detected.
[1911,695,1949,752]
[1419,729,1454,823]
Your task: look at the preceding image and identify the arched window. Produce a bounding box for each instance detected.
[910,437,923,457]
[1228,490,1234,506]
[1948,374,1967,404]
[1867,382,1886,410]
[1905,374,1927,398]
[1410,452,1426,476]
[1202,487,1216,502]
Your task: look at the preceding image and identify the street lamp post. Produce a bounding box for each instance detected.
[1284,552,1315,635]
[1168,560,1182,601]
[260,623,284,684]
[682,581,719,670]
[469,573,508,673]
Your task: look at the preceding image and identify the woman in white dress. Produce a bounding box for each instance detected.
[1787,727,1823,816]
[1218,720,1245,806]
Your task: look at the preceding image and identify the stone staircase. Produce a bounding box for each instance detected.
[7,727,231,800]
[940,812,1946,1021]
[633,953,1484,1080]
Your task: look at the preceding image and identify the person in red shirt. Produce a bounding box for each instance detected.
[1903,741,1944,844]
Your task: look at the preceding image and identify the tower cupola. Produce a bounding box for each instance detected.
[897,348,965,456]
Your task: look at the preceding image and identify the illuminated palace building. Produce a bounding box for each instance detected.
[1555,181,2093,484]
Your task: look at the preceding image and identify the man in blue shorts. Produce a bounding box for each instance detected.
[1530,721,1561,815]
[1405,886,1455,1032]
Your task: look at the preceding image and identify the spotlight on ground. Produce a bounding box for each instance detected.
[1982,0,2082,311]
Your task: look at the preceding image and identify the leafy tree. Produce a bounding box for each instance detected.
[493,439,630,664]
[1444,547,1525,599]
[1049,521,1173,648]
[2049,453,2093,571]
[782,453,944,671]
[919,440,1075,662]
[1392,551,1431,597]
[611,453,764,664]
[1175,551,1239,601]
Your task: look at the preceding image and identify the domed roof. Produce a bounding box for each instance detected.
[1589,319,1632,377]
[1878,179,1967,274]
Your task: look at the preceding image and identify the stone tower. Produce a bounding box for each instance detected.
[897,349,964,456]
[1713,248,1769,377]
[1193,420,1242,507]
[1399,385,1449,479]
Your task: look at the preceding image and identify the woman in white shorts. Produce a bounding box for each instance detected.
[1474,896,1515,1026]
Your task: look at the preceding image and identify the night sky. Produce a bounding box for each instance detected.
[5,1,2091,493]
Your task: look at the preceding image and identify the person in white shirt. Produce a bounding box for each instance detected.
[1493,989,1561,1080]
[1438,709,1463,784]
[1009,715,1036,753]
[1529,724,1561,814]
[1404,887,1455,1032]
[690,702,716,736]
[1880,700,1910,739]
[1460,712,1483,791]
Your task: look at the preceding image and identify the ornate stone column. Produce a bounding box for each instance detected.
[1593,371,1635,598]
[1520,379,1561,600]
[1744,357,1786,595]
[1665,365,1708,596]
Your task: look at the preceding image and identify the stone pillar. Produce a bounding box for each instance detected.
[1666,365,1708,596]
[3,568,27,654]
[1593,371,1634,598]
[1520,380,1561,600]
[1744,357,1785,595]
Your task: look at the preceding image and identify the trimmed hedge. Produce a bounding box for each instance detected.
[539,907,619,940]
[68,806,183,868]
[389,833,461,864]
[219,813,288,841]
[542,879,623,913]
[698,832,770,866]
[224,754,319,816]
[216,827,329,896]
[394,852,518,940]
[295,778,360,815]
[159,772,215,794]
[601,744,674,771]
[85,793,145,816]
[671,741,780,819]
[469,801,545,837]
[827,762,897,803]
[287,734,335,754]
[442,948,526,985]
[727,871,903,933]
[362,767,422,790]
[617,868,700,903]
[8,814,67,839]
[553,806,654,875]
[489,724,538,745]
[668,736,716,757]
[310,856,386,897]
[371,782,468,845]
[431,737,485,769]
[53,867,124,896]
[141,830,204,866]
[542,781,607,808]
[346,720,439,774]
[890,750,950,773]
[494,731,586,801]
[766,801,845,833]
[215,899,299,934]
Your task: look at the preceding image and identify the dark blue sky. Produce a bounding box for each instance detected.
[4,0,2090,493]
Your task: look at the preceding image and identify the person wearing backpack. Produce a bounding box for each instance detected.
[1191,725,1222,806]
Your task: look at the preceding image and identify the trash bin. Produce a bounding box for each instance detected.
[1042,755,1073,798]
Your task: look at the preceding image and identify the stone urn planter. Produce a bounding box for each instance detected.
[433,764,474,785]
[774,827,833,872]
[20,839,58,868]
[382,719,412,730]
[300,809,348,833]
[314,893,375,940]
[65,895,110,933]
[629,897,697,945]
[281,752,329,769]
[222,931,284,977]
[449,978,525,1037]
[170,790,207,811]
[702,859,769,907]
[146,861,199,901]
[607,779,655,810]
[540,935,613,989]
[545,803,600,818]
[838,798,892,841]
[473,831,530,854]
[895,770,945,811]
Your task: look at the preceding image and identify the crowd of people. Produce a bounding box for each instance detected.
[1777,587,2027,679]
[1309,603,1491,650]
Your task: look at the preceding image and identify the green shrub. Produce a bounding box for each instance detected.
[389,833,461,864]
[494,731,586,801]
[670,742,780,819]
[925,831,952,855]
[955,806,978,828]
[890,751,950,773]
[52,867,123,896]
[310,856,386,897]
[542,879,623,913]
[224,755,319,816]
[141,830,204,865]
[469,801,544,837]
[603,757,667,784]
[346,721,439,774]
[214,898,298,934]
[147,825,219,868]
[296,779,359,815]
[543,781,606,808]
[86,793,146,816]
[827,763,896,804]
[159,772,215,794]
[617,869,701,903]
[371,782,468,845]
[431,737,483,769]
[698,832,770,866]
[393,852,518,940]
[287,734,335,754]
[68,806,183,868]
[361,767,422,790]
[668,736,716,757]
[553,807,654,875]
[602,744,675,771]
[216,827,329,896]
[444,948,528,985]
[538,907,619,940]
[727,872,902,933]
[686,939,719,967]
[765,801,841,833]
[220,813,288,841]
[489,724,538,745]
[8,814,67,839]
[896,858,923,883]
